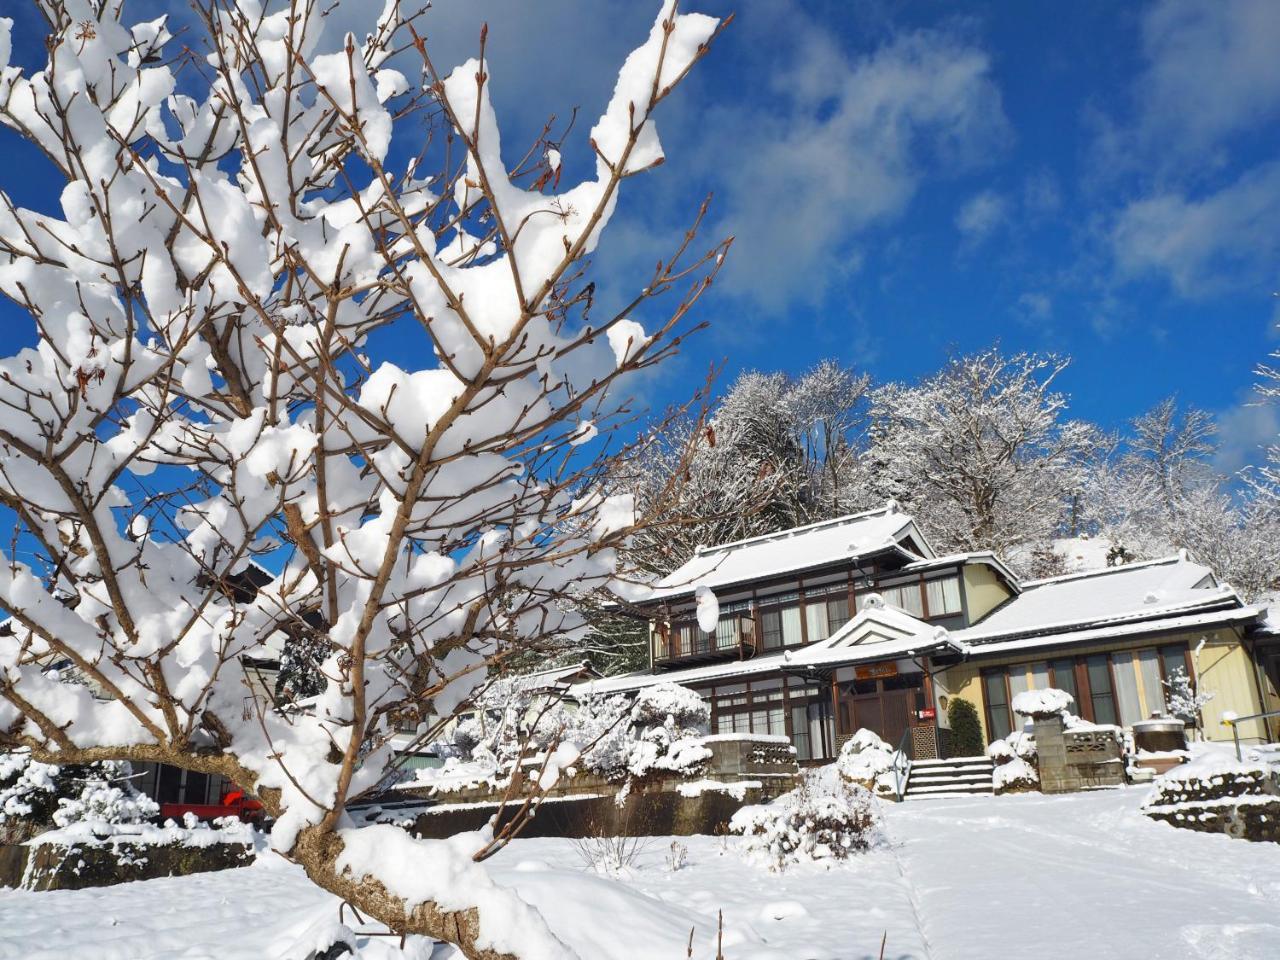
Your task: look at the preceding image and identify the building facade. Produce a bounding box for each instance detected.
[575,504,1280,760]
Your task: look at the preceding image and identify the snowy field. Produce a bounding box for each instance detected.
[1,785,1277,960]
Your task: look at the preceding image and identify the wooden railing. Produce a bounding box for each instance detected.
[655,613,757,663]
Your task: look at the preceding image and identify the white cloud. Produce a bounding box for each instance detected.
[1015,292,1053,324]
[956,190,1008,245]
[1215,393,1280,475]
[694,16,1010,309]
[1134,0,1280,162]
[1111,160,1280,296]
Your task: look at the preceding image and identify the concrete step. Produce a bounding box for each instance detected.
[904,781,994,796]
[908,772,993,786]
[911,756,993,769]
[904,790,992,801]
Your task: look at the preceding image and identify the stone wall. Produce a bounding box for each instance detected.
[406,734,801,840]
[0,838,253,891]
[1034,717,1125,793]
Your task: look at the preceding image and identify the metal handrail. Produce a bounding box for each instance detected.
[1222,708,1280,761]
[891,728,912,801]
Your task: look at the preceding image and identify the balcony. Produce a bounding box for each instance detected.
[654,613,757,665]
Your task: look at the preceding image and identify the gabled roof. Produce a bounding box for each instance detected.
[955,553,1238,645]
[646,502,933,602]
[788,600,957,669]
[900,551,1021,591]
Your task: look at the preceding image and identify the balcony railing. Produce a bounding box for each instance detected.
[655,613,757,663]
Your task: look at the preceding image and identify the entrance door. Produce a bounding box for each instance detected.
[839,673,923,751]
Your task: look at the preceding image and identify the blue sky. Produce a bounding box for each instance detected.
[3,0,1280,472]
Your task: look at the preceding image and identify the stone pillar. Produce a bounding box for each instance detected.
[1033,715,1070,794]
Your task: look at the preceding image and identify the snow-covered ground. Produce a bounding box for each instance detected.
[2,785,1277,960]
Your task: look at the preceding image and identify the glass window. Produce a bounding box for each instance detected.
[1048,658,1078,708]
[925,577,962,616]
[804,599,830,643]
[761,609,782,650]
[1086,655,1117,725]
[826,595,850,635]
[1030,662,1050,690]
[1007,664,1031,734]
[1159,644,1188,685]
[883,582,924,617]
[1113,652,1143,726]
[781,605,803,646]
[983,671,1012,741]
[791,705,811,761]
[714,616,737,651]
[1136,648,1165,717]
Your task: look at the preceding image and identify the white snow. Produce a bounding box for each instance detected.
[1011,687,1074,717]
[694,585,719,633]
[649,504,922,600]
[4,786,1280,959]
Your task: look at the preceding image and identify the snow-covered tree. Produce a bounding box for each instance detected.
[1084,398,1280,599]
[0,752,157,843]
[862,347,1099,559]
[1163,665,1214,738]
[0,2,726,955]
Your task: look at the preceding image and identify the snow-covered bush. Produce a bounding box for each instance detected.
[630,683,711,733]
[730,777,878,871]
[986,730,1039,794]
[1011,687,1074,720]
[0,753,157,842]
[835,729,897,796]
[993,757,1039,793]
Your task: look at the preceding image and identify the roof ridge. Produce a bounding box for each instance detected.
[1021,551,1190,589]
[692,502,903,556]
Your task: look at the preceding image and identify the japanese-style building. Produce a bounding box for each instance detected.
[574,503,1280,761]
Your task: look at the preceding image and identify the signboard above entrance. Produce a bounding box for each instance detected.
[854,662,899,681]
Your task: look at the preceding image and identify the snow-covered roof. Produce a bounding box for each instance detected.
[646,503,932,602]
[955,554,1237,645]
[900,551,1020,589]
[574,601,959,696]
[957,605,1262,658]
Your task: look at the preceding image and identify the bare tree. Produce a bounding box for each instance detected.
[0,1,727,956]
[862,347,1099,560]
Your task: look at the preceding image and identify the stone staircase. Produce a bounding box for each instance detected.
[902,756,994,800]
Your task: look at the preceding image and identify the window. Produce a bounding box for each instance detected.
[781,604,803,646]
[983,671,1012,741]
[1048,658,1078,707]
[758,592,803,648]
[1086,655,1117,725]
[826,595,850,635]
[881,582,924,617]
[1112,651,1143,726]
[1136,648,1165,717]
[1159,644,1189,686]
[925,576,962,616]
[804,598,830,643]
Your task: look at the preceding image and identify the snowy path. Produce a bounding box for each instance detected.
[0,787,1277,959]
[883,788,1280,960]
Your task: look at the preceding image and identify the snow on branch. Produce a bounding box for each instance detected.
[0,2,727,956]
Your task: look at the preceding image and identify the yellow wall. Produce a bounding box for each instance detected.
[936,627,1272,747]
[962,563,1014,624]
[1196,634,1268,743]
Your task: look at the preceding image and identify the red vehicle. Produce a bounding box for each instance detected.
[160,788,265,824]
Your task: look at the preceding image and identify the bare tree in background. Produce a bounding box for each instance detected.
[862,347,1099,559]
[0,1,727,956]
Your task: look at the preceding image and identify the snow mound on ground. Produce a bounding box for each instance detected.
[730,776,879,871]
